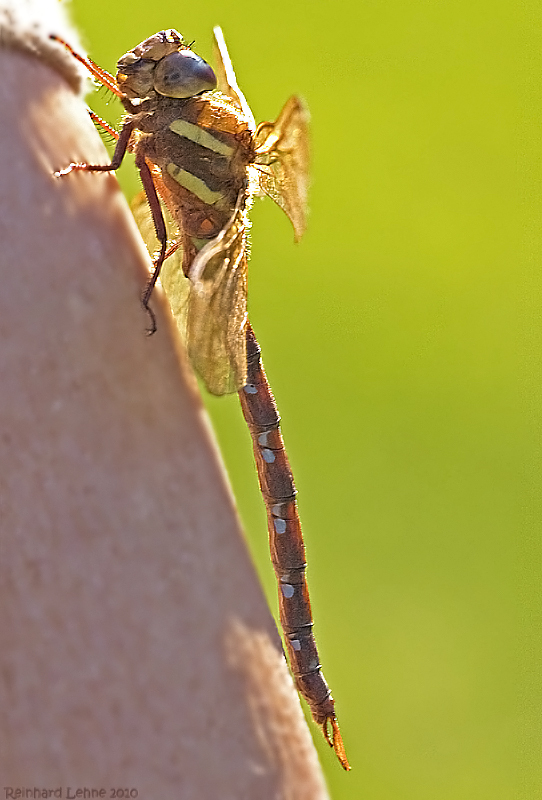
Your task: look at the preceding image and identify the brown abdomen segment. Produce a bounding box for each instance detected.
[238,324,350,770]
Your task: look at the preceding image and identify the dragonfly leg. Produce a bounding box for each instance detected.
[136,151,168,335]
[54,117,137,177]
[88,110,120,141]
[49,35,123,98]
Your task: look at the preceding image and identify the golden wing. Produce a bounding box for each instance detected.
[212,26,256,132]
[185,197,249,396]
[133,189,248,397]
[254,95,310,241]
[212,27,308,239]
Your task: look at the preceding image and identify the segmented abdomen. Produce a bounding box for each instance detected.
[238,324,350,770]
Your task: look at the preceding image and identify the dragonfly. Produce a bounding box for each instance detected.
[51,27,350,771]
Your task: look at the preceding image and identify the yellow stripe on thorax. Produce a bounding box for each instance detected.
[166,163,224,205]
[169,119,234,157]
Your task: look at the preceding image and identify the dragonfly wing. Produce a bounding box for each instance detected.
[255,95,310,241]
[212,26,256,132]
[132,183,248,397]
[185,200,249,396]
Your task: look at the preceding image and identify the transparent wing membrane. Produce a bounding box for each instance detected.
[212,26,256,132]
[186,202,249,395]
[255,96,310,241]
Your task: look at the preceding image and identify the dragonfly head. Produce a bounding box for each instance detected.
[116,29,217,101]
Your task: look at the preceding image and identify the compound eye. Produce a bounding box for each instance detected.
[153,51,217,98]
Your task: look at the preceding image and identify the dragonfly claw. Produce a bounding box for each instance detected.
[142,300,157,336]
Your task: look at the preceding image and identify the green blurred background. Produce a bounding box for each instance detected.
[64,0,520,796]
